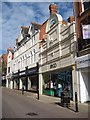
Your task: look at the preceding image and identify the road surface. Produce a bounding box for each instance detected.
[2,87,88,118]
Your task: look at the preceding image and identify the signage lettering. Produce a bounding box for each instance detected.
[77,58,90,64]
[50,19,56,28]
[50,63,57,69]
[20,72,25,76]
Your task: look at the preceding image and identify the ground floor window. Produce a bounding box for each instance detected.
[2,79,6,86]
[43,70,73,99]
[30,75,37,90]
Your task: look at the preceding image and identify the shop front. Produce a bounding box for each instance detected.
[43,69,73,99]
[76,54,90,103]
[13,71,19,90]
[12,66,38,92]
[27,67,38,92]
[6,73,13,89]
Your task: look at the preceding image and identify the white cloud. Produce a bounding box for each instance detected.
[2,2,73,53]
[2,2,50,52]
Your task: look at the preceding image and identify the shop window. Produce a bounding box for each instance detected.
[43,70,73,99]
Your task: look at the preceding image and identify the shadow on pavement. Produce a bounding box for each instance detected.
[55,102,77,112]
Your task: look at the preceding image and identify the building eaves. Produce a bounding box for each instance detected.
[31,22,42,30]
[21,26,30,34]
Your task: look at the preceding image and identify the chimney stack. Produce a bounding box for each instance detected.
[49,3,58,15]
[7,47,12,52]
[68,16,74,23]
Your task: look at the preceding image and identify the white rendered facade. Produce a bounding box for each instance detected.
[6,50,14,89]
[7,24,40,91]
[76,54,90,103]
[39,14,78,101]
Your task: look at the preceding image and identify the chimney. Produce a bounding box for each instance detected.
[68,16,74,23]
[49,3,58,15]
[7,47,12,54]
[7,47,12,52]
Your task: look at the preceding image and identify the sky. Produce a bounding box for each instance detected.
[1,0,74,55]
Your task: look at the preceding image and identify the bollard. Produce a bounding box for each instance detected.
[75,92,78,112]
[37,88,39,100]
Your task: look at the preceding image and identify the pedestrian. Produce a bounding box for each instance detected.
[22,85,24,94]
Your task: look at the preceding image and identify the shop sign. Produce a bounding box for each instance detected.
[50,63,57,69]
[28,67,37,75]
[19,72,25,76]
[76,54,90,69]
[82,25,90,39]
[13,73,18,78]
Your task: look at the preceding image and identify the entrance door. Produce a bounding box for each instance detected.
[80,68,90,103]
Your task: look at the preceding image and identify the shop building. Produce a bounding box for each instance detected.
[10,23,41,92]
[39,4,77,101]
[6,48,14,89]
[74,1,90,103]
[0,53,8,86]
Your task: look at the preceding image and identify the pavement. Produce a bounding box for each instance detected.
[25,90,89,112]
[0,88,2,119]
[2,87,90,119]
[11,88,89,114]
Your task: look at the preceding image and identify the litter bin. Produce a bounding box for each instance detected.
[61,91,70,107]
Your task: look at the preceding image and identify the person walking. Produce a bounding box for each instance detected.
[22,84,24,94]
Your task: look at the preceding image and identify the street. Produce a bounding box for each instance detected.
[2,87,89,118]
[0,88,2,119]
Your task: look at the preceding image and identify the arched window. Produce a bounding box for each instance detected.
[20,57,21,68]
[22,56,24,67]
[33,49,36,63]
[15,61,16,70]
[16,60,18,70]
[25,54,27,66]
[30,51,33,64]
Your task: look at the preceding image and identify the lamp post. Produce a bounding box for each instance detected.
[18,70,20,90]
[75,92,79,112]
